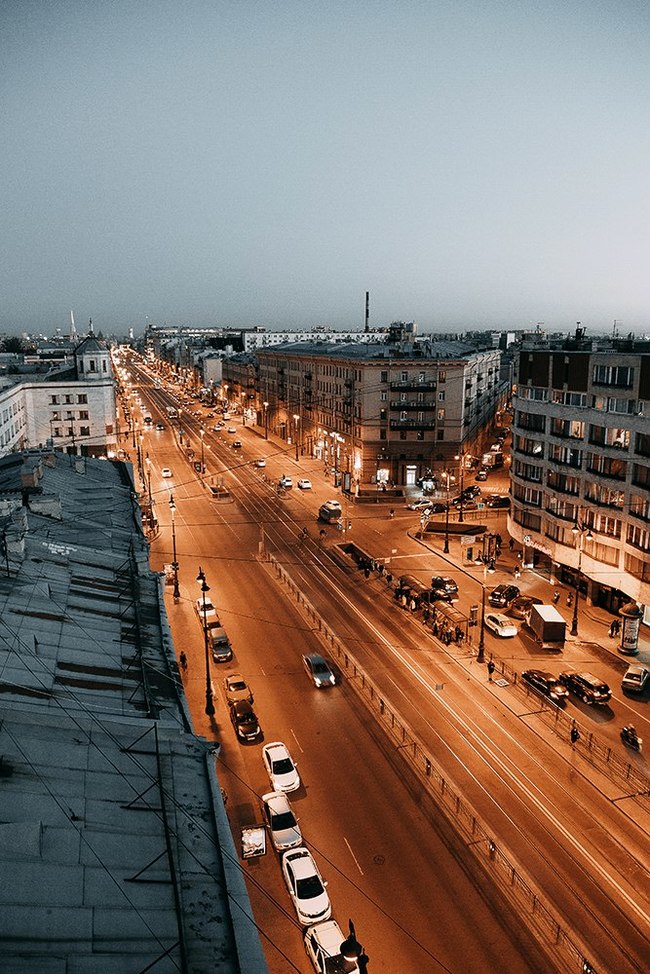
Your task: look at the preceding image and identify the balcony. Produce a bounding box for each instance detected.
[389,400,436,411]
[389,419,436,430]
[390,380,436,392]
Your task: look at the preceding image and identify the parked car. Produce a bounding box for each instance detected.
[155,423,165,431]
[559,671,612,705]
[304,920,361,974]
[262,791,302,851]
[297,479,312,490]
[223,672,253,705]
[232,440,242,449]
[227,426,237,434]
[194,595,216,617]
[431,576,459,602]
[262,741,300,792]
[488,584,520,607]
[254,458,266,467]
[161,467,173,478]
[461,485,481,498]
[302,653,336,687]
[621,664,650,694]
[279,476,293,489]
[485,613,518,638]
[521,669,569,704]
[475,467,489,481]
[509,595,543,619]
[281,847,331,927]
[229,700,261,742]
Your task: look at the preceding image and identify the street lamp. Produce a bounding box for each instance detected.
[263,401,269,439]
[475,554,496,662]
[169,494,180,602]
[340,919,368,972]
[196,567,216,717]
[200,427,205,474]
[454,451,466,522]
[293,413,300,461]
[441,470,455,554]
[570,519,593,636]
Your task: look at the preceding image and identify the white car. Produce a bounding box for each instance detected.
[262,741,300,793]
[194,596,215,617]
[322,499,341,510]
[161,467,173,478]
[297,479,312,490]
[405,497,432,510]
[261,791,302,851]
[227,427,237,434]
[485,613,518,638]
[279,476,293,489]
[281,847,331,927]
[255,458,266,468]
[304,920,361,973]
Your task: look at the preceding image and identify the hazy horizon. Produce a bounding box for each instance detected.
[3,1,650,337]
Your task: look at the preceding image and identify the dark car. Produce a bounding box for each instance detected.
[522,669,569,704]
[475,468,489,481]
[302,653,336,688]
[232,440,242,449]
[488,584,520,607]
[462,485,481,498]
[558,671,612,706]
[509,595,543,619]
[229,700,262,741]
[431,576,459,602]
[487,495,511,509]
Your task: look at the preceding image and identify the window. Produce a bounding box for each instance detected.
[438,370,446,382]
[64,395,73,404]
[400,431,407,440]
[380,391,387,401]
[438,391,445,401]
[596,514,621,539]
[513,460,543,482]
[551,390,587,407]
[437,430,444,440]
[416,430,424,440]
[400,392,407,402]
[515,436,544,457]
[551,418,585,439]
[380,370,388,383]
[630,494,650,522]
[79,426,90,436]
[585,484,625,509]
[437,408,445,420]
[549,444,582,468]
[592,364,634,388]
[592,396,635,414]
[401,371,408,382]
[50,395,60,405]
[419,371,425,382]
[625,552,650,581]
[52,427,61,438]
[78,411,89,420]
[587,453,627,480]
[89,359,96,372]
[380,409,387,421]
[400,411,408,422]
[519,386,548,402]
[77,394,88,404]
[591,541,619,566]
[102,361,107,373]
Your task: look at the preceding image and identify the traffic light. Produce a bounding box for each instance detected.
[571,725,580,745]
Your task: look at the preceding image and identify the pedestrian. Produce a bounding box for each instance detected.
[389,508,395,519]
[364,566,370,579]
[179,651,187,671]
[378,563,385,576]
[608,621,616,639]
[487,659,495,681]
[514,565,521,579]
[386,573,393,588]
[495,533,502,549]
[432,621,439,637]
[409,597,417,612]
[552,590,560,605]
[509,538,515,551]
[613,618,620,636]
[567,593,573,607]
[400,593,408,609]
[422,607,430,624]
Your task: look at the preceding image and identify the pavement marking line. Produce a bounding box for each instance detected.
[343,836,364,875]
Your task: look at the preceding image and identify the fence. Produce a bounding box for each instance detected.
[265,550,606,974]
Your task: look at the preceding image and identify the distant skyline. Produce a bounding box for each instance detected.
[3,1,650,337]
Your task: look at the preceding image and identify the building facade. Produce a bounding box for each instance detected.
[510,339,650,619]
[224,340,505,487]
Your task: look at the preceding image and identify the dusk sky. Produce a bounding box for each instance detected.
[2,0,650,337]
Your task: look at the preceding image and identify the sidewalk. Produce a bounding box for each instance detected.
[409,528,650,665]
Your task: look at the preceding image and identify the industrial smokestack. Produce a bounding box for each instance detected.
[365,291,369,333]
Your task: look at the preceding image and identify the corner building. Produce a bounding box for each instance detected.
[510,339,650,621]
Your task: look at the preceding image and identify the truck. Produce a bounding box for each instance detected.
[482,451,504,469]
[525,604,566,651]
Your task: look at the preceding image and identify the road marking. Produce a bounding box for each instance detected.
[344,836,364,875]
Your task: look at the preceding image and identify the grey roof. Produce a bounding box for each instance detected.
[256,339,479,360]
[0,451,266,974]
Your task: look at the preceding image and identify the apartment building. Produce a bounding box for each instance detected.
[510,338,650,618]
[224,339,504,487]
[0,332,117,457]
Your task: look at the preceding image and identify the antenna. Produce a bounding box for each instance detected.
[364,291,369,333]
[612,319,619,339]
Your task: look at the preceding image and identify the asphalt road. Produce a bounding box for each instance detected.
[127,360,649,974]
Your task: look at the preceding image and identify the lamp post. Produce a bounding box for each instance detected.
[570,518,593,636]
[455,451,465,522]
[145,452,153,513]
[169,494,180,602]
[293,413,300,461]
[476,555,496,662]
[441,470,455,554]
[340,919,368,972]
[200,427,205,474]
[196,567,216,717]
[263,401,269,439]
